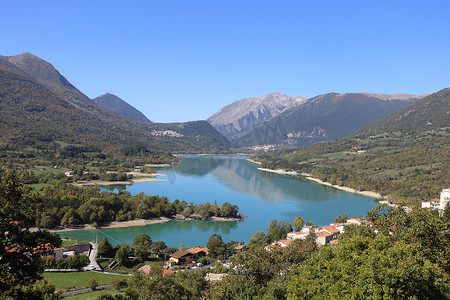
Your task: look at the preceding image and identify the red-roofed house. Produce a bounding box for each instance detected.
[287,231,309,240]
[265,239,294,250]
[346,218,362,225]
[138,264,152,275]
[235,244,247,252]
[187,247,209,257]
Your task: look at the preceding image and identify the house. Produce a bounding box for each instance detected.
[422,199,440,209]
[138,264,152,275]
[346,218,362,225]
[64,243,91,255]
[301,226,313,234]
[316,231,335,246]
[265,239,294,250]
[315,226,340,246]
[186,247,209,257]
[439,189,450,211]
[167,250,197,266]
[65,171,74,177]
[287,231,308,240]
[138,265,176,277]
[52,247,64,259]
[235,244,247,252]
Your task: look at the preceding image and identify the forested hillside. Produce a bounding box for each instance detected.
[0,55,230,171]
[255,89,450,205]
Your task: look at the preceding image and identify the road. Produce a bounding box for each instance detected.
[63,285,111,297]
[83,242,101,271]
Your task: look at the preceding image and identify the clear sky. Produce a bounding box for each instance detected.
[1,1,449,122]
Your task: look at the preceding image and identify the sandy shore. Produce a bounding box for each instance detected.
[40,217,173,233]
[144,163,172,167]
[41,215,243,233]
[257,166,385,199]
[71,173,166,187]
[247,158,262,165]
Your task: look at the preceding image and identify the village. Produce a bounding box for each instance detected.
[35,188,449,297]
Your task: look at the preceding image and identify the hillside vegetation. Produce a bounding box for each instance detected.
[0,54,230,171]
[255,88,450,206]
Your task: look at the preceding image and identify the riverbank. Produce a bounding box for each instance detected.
[40,215,243,233]
[256,166,385,199]
[71,173,165,187]
[246,158,262,165]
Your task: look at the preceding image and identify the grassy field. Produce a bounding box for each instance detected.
[61,239,89,247]
[44,271,129,290]
[28,183,53,191]
[98,255,164,274]
[65,290,123,300]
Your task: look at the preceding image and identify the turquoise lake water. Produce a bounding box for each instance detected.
[59,155,379,247]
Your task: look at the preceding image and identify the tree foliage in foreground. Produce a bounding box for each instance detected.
[288,206,450,299]
[0,170,62,299]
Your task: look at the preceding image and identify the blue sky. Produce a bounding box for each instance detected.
[1,1,449,122]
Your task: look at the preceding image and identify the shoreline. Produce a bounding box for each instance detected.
[246,158,262,165]
[40,215,243,233]
[71,173,166,187]
[256,166,385,199]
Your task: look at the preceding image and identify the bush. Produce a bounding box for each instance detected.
[88,278,98,291]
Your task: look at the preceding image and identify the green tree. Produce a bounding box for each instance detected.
[333,214,348,223]
[288,205,450,299]
[207,234,227,258]
[115,243,131,266]
[266,219,292,243]
[98,237,113,257]
[248,231,268,247]
[132,233,152,261]
[0,170,62,299]
[88,278,98,291]
[293,216,305,231]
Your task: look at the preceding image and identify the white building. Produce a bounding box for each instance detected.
[440,189,450,211]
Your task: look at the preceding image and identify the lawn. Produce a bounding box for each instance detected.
[28,183,53,191]
[61,239,89,247]
[44,271,129,290]
[105,256,164,274]
[65,290,123,300]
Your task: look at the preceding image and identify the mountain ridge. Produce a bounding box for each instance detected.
[230,92,424,147]
[92,92,152,123]
[207,92,307,136]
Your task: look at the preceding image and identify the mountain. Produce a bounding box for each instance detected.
[4,52,100,114]
[232,92,425,147]
[355,88,450,136]
[207,92,307,136]
[0,53,230,160]
[93,93,152,123]
[254,88,449,205]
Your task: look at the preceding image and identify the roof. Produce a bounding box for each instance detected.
[318,231,333,237]
[235,244,247,250]
[321,226,340,234]
[347,218,361,222]
[170,250,193,259]
[163,269,175,276]
[187,247,210,254]
[138,265,151,275]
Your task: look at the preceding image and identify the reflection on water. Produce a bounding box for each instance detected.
[74,156,378,247]
[59,220,240,247]
[101,185,128,193]
[173,156,341,203]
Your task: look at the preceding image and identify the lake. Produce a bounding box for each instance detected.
[59,155,379,247]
